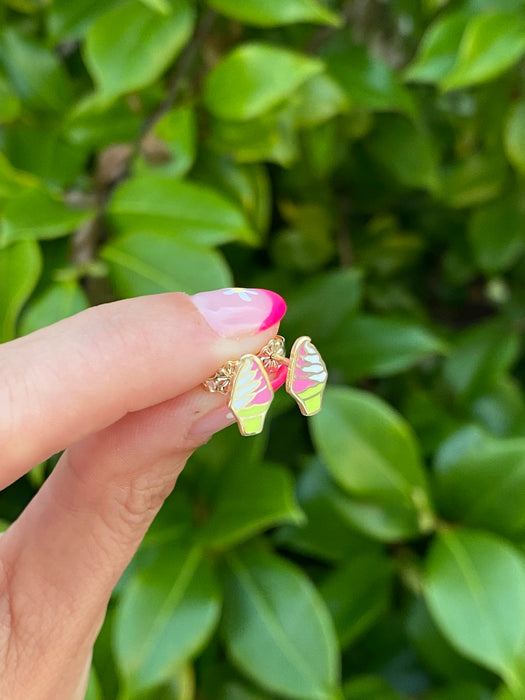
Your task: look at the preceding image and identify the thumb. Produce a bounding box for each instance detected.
[0,288,286,699]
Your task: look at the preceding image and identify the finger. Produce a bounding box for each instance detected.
[0,368,286,699]
[0,288,286,487]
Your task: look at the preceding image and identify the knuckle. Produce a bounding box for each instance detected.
[104,471,176,543]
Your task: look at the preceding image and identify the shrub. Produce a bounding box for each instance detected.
[2,1,525,698]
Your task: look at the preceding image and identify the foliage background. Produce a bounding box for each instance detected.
[2,0,525,698]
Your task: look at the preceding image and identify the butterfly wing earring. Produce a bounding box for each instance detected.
[204,334,327,435]
[286,336,328,416]
[229,354,274,436]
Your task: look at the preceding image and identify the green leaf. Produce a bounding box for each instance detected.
[438,153,508,208]
[198,461,304,550]
[293,73,349,128]
[207,0,341,26]
[425,529,525,685]
[280,268,362,341]
[139,105,196,179]
[311,387,435,539]
[222,541,339,700]
[108,173,258,246]
[85,667,102,700]
[209,106,299,166]
[114,544,221,693]
[407,597,496,685]
[505,99,525,173]
[5,125,89,189]
[404,12,469,84]
[1,188,93,245]
[139,0,172,13]
[18,281,89,336]
[0,153,39,200]
[443,319,520,400]
[84,0,195,98]
[47,0,121,41]
[471,376,525,438]
[101,231,232,297]
[324,38,416,118]
[366,115,439,191]
[468,196,525,273]
[0,240,41,342]
[65,92,142,150]
[321,552,392,649]
[275,459,379,561]
[192,153,271,236]
[203,42,323,121]
[324,315,446,381]
[343,676,401,700]
[441,13,525,91]
[0,28,73,112]
[0,76,21,123]
[425,683,493,700]
[435,438,525,539]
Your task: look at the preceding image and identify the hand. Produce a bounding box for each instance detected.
[0,288,286,700]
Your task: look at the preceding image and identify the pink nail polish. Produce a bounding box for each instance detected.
[191,287,286,338]
[271,363,288,391]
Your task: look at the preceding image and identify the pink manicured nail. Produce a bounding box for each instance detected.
[191,287,286,337]
[271,364,288,391]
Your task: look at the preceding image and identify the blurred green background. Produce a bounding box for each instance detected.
[2,0,525,698]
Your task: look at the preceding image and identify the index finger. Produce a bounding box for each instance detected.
[0,288,286,487]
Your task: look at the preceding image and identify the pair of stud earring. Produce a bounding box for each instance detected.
[204,335,328,436]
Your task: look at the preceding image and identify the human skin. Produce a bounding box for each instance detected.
[0,288,286,700]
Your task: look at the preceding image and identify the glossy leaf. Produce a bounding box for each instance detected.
[203,43,323,121]
[468,197,525,273]
[505,99,525,173]
[441,13,525,90]
[84,0,195,97]
[222,542,339,699]
[101,231,232,297]
[0,76,21,123]
[199,461,304,550]
[280,268,362,341]
[139,105,196,179]
[311,387,435,539]
[321,552,393,649]
[343,676,401,700]
[425,529,525,679]
[324,315,446,381]
[47,0,120,41]
[0,240,41,342]
[276,458,380,561]
[1,188,93,245]
[18,281,89,336]
[443,319,520,400]
[114,544,221,693]
[366,115,439,191]
[404,13,469,83]
[435,438,525,538]
[407,597,496,685]
[325,39,416,117]
[207,0,340,26]
[438,153,508,209]
[108,173,258,246]
[0,28,73,112]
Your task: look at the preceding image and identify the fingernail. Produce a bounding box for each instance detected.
[271,364,288,391]
[191,287,286,338]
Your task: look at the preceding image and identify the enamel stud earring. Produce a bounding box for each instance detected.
[204,335,327,436]
[204,353,274,436]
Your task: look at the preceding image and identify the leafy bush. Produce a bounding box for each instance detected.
[2,0,525,698]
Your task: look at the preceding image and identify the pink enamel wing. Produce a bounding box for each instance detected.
[286,336,328,416]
